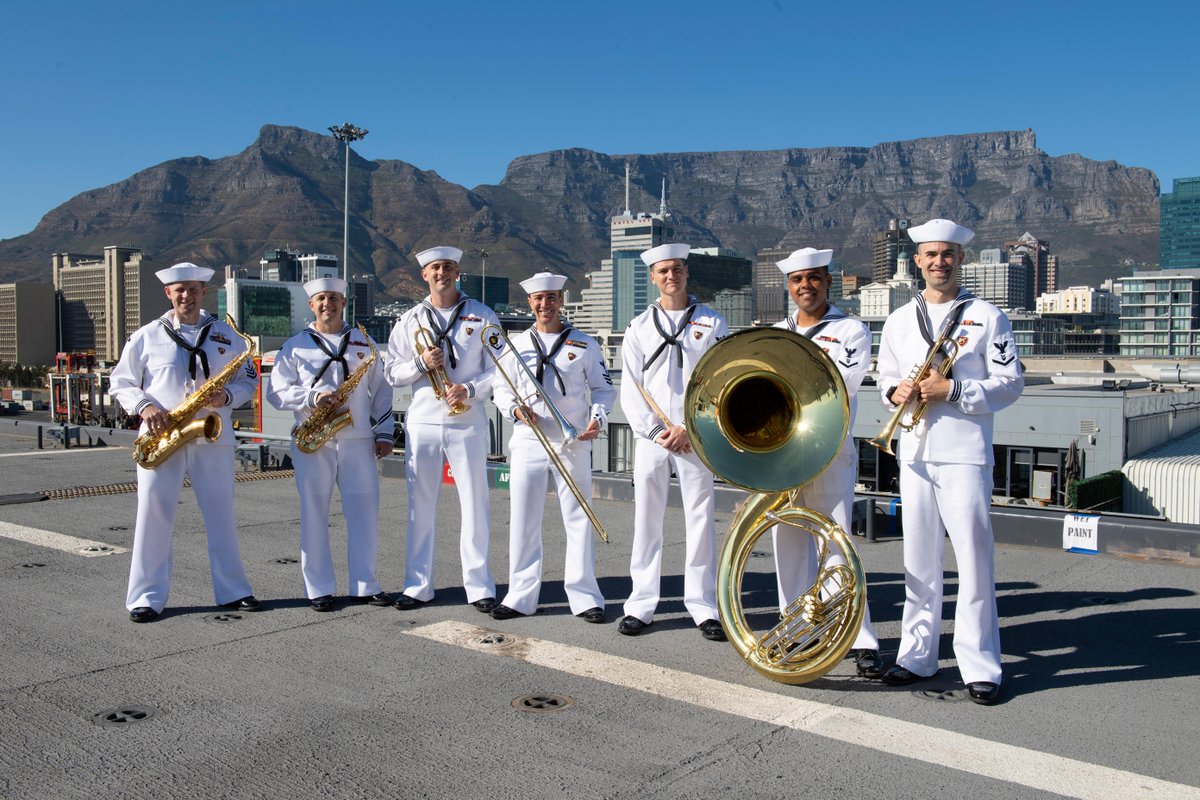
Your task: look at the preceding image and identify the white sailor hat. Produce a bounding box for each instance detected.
[304,277,348,297]
[155,262,214,285]
[907,218,975,246]
[776,247,833,275]
[640,243,690,267]
[519,271,567,294]
[416,246,464,267]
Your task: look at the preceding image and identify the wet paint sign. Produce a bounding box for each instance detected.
[1062,513,1099,554]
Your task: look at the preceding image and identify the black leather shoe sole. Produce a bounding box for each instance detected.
[472,597,497,613]
[311,595,334,612]
[698,619,726,641]
[129,607,159,623]
[394,594,429,609]
[223,596,263,612]
[617,615,650,635]
[350,593,393,607]
[490,604,525,620]
[577,607,606,624]
[967,681,1001,705]
[881,665,935,686]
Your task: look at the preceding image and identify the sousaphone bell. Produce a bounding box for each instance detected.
[685,328,866,684]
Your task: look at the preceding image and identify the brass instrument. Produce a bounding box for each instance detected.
[293,324,378,454]
[685,328,865,684]
[868,333,959,457]
[481,324,609,544]
[132,314,256,469]
[414,326,469,416]
[630,376,675,432]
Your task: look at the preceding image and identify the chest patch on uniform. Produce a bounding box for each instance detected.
[210,333,232,345]
[962,320,984,327]
[217,347,226,354]
[567,352,577,360]
[693,330,703,340]
[816,334,841,344]
[566,339,588,349]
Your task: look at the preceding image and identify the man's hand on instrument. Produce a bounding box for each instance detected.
[314,391,339,409]
[515,405,538,426]
[658,424,692,454]
[444,383,469,408]
[421,346,444,371]
[917,372,952,403]
[375,441,393,459]
[890,379,918,406]
[141,405,170,435]
[578,419,601,442]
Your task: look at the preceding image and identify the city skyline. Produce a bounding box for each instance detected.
[1,1,1197,242]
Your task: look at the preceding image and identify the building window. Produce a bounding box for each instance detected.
[608,423,634,474]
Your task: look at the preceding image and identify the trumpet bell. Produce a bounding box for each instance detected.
[686,329,849,493]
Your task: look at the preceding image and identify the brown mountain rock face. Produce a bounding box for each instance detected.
[0,126,1159,302]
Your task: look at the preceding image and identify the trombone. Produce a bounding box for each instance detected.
[869,333,959,456]
[414,326,469,416]
[481,323,609,544]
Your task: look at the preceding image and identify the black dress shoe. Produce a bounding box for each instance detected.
[851,649,885,679]
[698,619,727,641]
[577,607,606,624]
[881,665,935,686]
[967,681,1001,705]
[350,592,393,607]
[472,597,497,613]
[311,595,334,612]
[617,615,650,635]
[393,594,429,609]
[490,604,525,620]
[223,595,263,612]
[129,607,159,623]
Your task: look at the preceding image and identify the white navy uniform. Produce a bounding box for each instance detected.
[877,290,1024,684]
[772,306,879,651]
[385,294,499,602]
[620,298,728,625]
[267,323,393,600]
[492,325,616,616]
[109,310,258,612]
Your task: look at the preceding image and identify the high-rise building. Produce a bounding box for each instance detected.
[711,287,754,329]
[51,246,161,362]
[1005,232,1056,299]
[961,257,1031,311]
[686,247,753,304]
[872,218,914,285]
[1161,177,1200,269]
[753,247,790,325]
[1118,268,1200,356]
[0,283,56,365]
[459,274,509,312]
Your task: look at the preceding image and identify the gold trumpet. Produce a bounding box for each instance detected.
[869,334,959,457]
[481,324,609,544]
[685,328,865,684]
[414,326,469,416]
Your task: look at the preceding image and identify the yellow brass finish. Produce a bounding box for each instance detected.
[685,328,864,684]
[414,326,469,416]
[481,324,609,544]
[132,315,256,469]
[293,324,379,454]
[869,337,959,457]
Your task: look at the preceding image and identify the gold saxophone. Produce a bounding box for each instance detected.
[132,314,257,469]
[293,324,379,454]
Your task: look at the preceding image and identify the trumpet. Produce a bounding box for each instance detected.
[869,334,959,457]
[414,326,469,416]
[481,323,608,544]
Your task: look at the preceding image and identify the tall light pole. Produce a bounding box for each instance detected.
[477,248,489,309]
[329,122,368,320]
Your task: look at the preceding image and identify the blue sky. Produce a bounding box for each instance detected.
[1,0,1196,241]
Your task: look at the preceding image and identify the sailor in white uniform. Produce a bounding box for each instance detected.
[618,243,729,641]
[266,278,395,612]
[109,262,261,623]
[490,271,615,623]
[876,219,1024,704]
[771,247,884,678]
[385,246,500,612]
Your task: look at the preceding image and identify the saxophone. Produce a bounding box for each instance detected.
[293,324,379,454]
[132,314,257,469]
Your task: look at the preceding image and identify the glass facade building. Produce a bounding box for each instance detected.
[1118,269,1200,357]
[1161,177,1200,270]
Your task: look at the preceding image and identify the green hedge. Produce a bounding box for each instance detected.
[1067,470,1123,512]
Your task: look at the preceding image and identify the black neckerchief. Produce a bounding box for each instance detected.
[422,297,468,370]
[788,304,844,340]
[916,291,974,374]
[307,324,352,387]
[644,300,698,371]
[531,326,572,396]
[160,314,214,380]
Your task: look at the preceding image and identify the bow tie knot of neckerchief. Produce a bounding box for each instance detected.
[915,291,974,376]
[423,299,468,371]
[160,317,214,381]
[644,303,698,372]
[530,327,572,396]
[307,324,353,387]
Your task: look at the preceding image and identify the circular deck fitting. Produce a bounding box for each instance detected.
[92,705,159,727]
[512,694,575,714]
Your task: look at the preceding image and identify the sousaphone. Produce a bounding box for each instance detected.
[685,328,866,684]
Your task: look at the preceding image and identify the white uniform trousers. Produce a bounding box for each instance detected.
[500,432,604,616]
[126,442,253,611]
[623,442,718,625]
[403,422,495,602]
[772,445,879,650]
[896,461,1002,684]
[293,437,383,599]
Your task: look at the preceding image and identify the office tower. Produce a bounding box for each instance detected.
[1161,177,1200,269]
[51,246,160,362]
[872,218,914,285]
[0,282,56,365]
